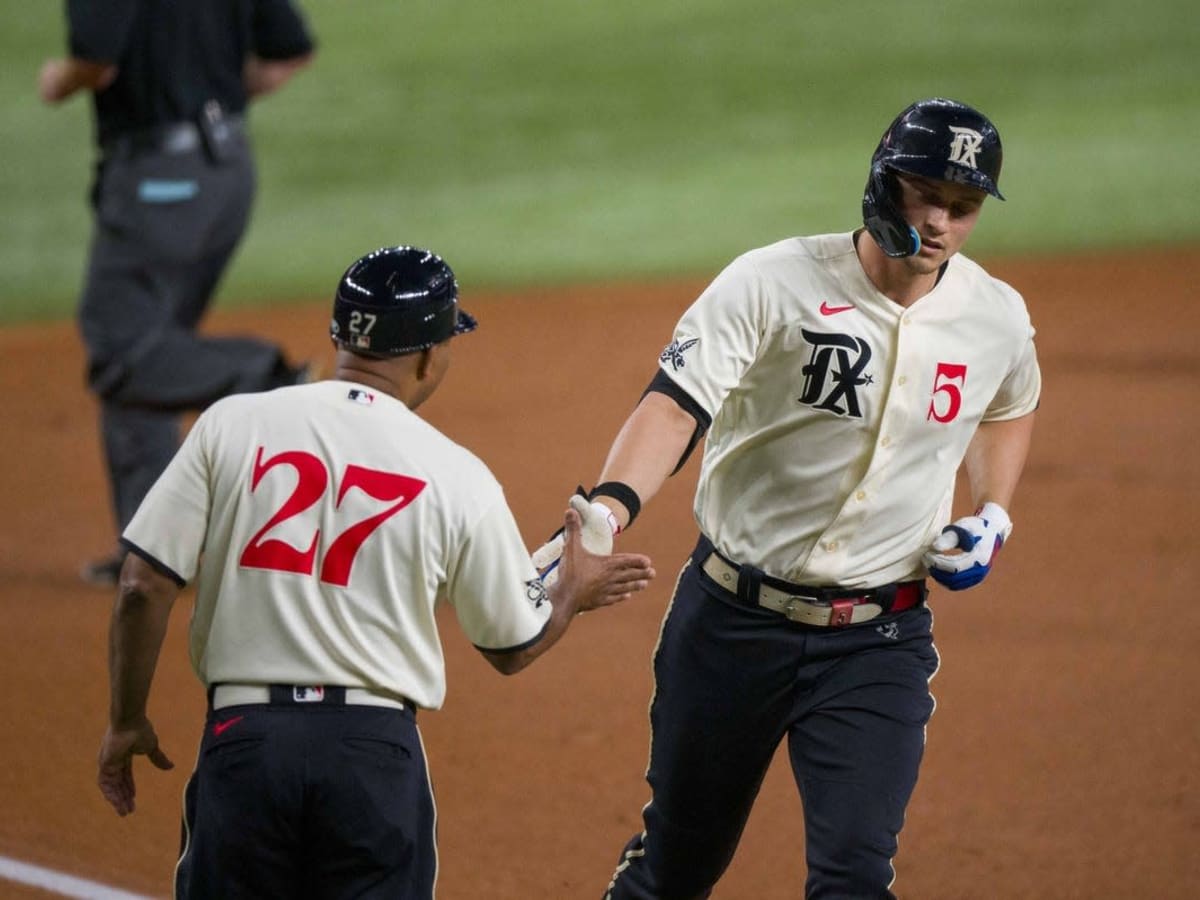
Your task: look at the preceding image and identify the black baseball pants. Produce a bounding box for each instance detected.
[604,538,939,899]
[176,702,436,899]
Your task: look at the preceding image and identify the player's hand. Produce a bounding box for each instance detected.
[97,719,174,817]
[531,494,619,587]
[556,500,654,612]
[922,502,1013,591]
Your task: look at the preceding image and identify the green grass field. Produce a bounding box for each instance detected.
[3,0,1197,323]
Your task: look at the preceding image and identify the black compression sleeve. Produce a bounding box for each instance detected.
[642,370,710,475]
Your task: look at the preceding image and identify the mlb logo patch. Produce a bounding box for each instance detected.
[348,389,375,405]
[293,686,325,703]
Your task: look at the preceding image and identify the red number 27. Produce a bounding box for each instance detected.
[238,446,426,587]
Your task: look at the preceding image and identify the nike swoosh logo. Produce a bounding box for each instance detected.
[819,301,856,316]
[212,715,245,737]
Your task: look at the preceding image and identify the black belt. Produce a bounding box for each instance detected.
[101,114,245,159]
[693,536,926,627]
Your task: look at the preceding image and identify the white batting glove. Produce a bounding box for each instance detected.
[922,502,1013,591]
[532,495,619,587]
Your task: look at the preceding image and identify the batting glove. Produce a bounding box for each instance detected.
[532,494,619,587]
[922,502,1013,591]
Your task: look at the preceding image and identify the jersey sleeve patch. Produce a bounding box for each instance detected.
[524,578,549,610]
[659,337,700,372]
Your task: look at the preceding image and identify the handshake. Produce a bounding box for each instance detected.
[531,495,622,587]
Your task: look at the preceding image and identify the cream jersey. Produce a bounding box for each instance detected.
[121,380,550,709]
[658,232,1041,588]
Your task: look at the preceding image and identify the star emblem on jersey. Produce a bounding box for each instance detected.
[659,338,699,371]
[818,301,856,316]
[525,578,548,609]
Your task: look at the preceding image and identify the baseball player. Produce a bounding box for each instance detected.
[96,246,656,898]
[534,98,1040,898]
[39,0,316,587]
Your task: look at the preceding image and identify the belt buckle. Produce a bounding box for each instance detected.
[780,593,819,622]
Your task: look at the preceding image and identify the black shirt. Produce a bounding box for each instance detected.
[66,0,315,145]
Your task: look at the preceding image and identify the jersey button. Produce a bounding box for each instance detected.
[880,436,892,447]
[855,490,866,501]
[825,540,839,552]
[897,375,908,386]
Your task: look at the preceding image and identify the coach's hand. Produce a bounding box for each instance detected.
[555,497,654,613]
[923,502,1013,591]
[98,718,174,816]
[532,494,620,587]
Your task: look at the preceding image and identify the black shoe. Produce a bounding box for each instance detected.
[80,552,125,588]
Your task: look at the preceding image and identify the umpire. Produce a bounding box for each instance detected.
[39,0,316,587]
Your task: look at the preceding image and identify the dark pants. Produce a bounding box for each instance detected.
[605,539,939,900]
[177,703,436,900]
[78,128,295,531]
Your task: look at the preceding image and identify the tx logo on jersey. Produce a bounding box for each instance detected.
[660,338,699,371]
[947,126,984,169]
[797,328,873,418]
[525,578,548,609]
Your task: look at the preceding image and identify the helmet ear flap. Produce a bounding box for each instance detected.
[862,163,920,258]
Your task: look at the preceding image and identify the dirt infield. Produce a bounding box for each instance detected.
[1,246,1197,899]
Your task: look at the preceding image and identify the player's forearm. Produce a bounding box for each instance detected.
[963,412,1036,511]
[107,563,178,729]
[593,392,697,528]
[37,57,117,103]
[244,53,314,98]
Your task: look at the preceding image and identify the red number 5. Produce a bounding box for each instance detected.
[927,362,967,423]
[238,447,426,587]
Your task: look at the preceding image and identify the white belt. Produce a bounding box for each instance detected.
[210,684,412,712]
[701,553,888,627]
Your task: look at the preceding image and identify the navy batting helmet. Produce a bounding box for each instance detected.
[331,246,477,356]
[862,98,1005,258]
